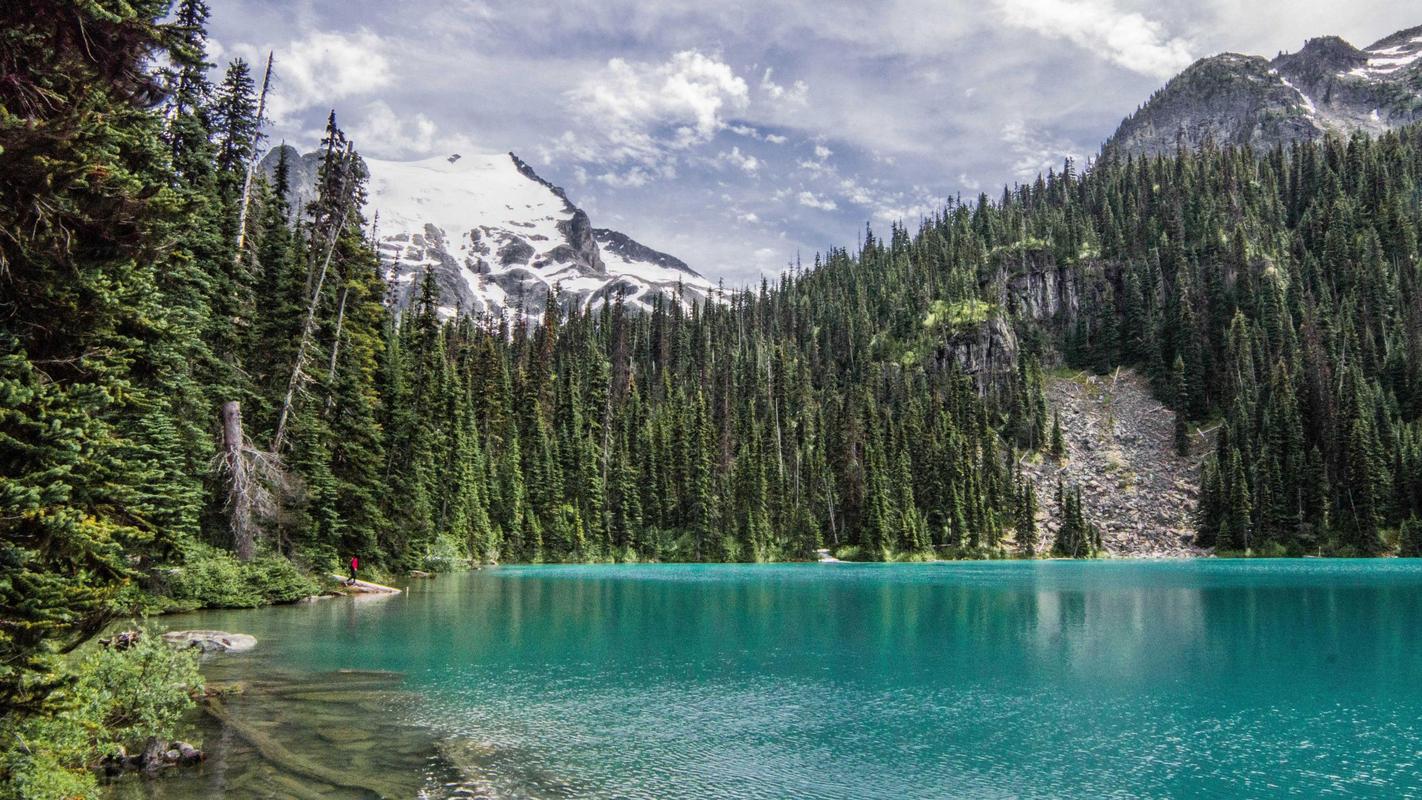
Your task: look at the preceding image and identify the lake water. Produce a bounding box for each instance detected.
[114,561,1422,799]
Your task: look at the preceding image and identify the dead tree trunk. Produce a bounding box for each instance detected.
[232,52,274,265]
[221,401,257,561]
[324,286,349,398]
[271,143,354,455]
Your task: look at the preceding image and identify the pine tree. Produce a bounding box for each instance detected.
[1400,516,1422,558]
[0,0,196,715]
[1017,480,1038,557]
[1049,411,1066,460]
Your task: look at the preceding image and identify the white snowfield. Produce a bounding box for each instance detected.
[1346,36,1422,79]
[364,152,714,322]
[367,153,568,265]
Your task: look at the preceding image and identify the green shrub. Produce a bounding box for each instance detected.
[163,543,317,610]
[0,630,202,800]
[165,544,251,609]
[424,535,469,573]
[831,545,866,561]
[245,555,319,604]
[922,299,999,332]
[1400,517,1422,557]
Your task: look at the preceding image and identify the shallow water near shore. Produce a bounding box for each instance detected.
[110,560,1422,798]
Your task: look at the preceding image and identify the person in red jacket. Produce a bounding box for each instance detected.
[348,555,359,585]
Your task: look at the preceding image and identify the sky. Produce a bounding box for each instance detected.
[206,0,1418,286]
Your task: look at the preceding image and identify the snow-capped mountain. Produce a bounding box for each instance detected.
[260,146,715,321]
[1103,25,1422,159]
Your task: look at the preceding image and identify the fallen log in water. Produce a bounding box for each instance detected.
[204,697,406,799]
[328,575,402,594]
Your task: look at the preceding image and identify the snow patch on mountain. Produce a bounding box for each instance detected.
[262,146,716,323]
[1347,35,1422,79]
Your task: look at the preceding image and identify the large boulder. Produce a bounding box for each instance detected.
[162,630,257,653]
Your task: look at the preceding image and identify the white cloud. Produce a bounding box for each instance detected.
[872,201,938,225]
[797,191,838,211]
[234,29,394,123]
[346,101,446,158]
[994,0,1194,78]
[1002,120,1083,179]
[839,178,874,206]
[717,146,761,174]
[560,50,749,180]
[760,68,809,106]
[596,165,676,188]
[958,172,983,191]
[764,133,789,145]
[796,142,837,177]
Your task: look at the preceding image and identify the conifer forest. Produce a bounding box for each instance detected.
[3,2,1422,797]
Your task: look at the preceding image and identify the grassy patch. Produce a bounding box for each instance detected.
[923,298,999,332]
[988,236,1053,258]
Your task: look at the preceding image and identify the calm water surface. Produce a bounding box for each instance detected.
[132,561,1422,798]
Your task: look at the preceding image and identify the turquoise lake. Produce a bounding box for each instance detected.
[129,561,1422,798]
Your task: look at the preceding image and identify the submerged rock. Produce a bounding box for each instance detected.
[99,629,142,650]
[162,630,258,653]
[175,741,204,764]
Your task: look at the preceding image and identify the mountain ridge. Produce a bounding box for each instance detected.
[1103,24,1422,159]
[259,145,715,322]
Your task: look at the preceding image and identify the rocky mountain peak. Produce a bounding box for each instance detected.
[1103,24,1421,160]
[260,146,715,322]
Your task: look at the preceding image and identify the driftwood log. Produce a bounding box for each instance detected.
[329,575,402,594]
[204,697,405,799]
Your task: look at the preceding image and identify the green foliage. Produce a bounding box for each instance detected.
[1400,517,1422,558]
[162,544,316,610]
[0,631,201,799]
[0,0,200,720]
[923,299,998,331]
[1052,480,1101,558]
[1049,411,1066,460]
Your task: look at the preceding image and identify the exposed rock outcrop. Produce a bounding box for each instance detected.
[935,315,1019,395]
[981,246,1081,322]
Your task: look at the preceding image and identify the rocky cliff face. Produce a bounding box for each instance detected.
[939,246,1123,393]
[260,146,716,322]
[935,315,1020,395]
[982,246,1082,322]
[1104,25,1422,159]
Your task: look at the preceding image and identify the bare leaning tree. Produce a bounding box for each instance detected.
[213,56,364,560]
[271,139,358,455]
[218,400,282,561]
[231,52,274,264]
[215,52,281,561]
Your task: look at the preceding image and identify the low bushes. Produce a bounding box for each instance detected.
[0,631,202,799]
[159,544,318,611]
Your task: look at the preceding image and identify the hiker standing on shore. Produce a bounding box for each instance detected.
[348,555,359,585]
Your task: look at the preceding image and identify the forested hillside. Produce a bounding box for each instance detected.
[5,2,1422,790]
